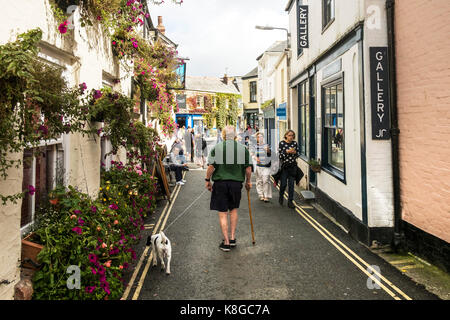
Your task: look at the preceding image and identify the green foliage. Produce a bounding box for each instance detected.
[32,160,158,300]
[87,87,135,154]
[214,93,241,128]
[261,98,275,110]
[0,29,88,204]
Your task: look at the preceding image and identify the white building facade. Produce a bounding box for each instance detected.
[286,0,394,245]
[0,0,156,299]
[257,41,287,148]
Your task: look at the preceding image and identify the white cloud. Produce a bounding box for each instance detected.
[148,0,289,77]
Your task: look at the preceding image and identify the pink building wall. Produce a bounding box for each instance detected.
[395,0,450,243]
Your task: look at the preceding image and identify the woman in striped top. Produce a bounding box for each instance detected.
[278,130,299,208]
[253,132,272,202]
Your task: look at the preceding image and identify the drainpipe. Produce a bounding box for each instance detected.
[386,0,404,250]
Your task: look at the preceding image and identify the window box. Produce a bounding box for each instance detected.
[21,233,43,270]
[308,158,321,173]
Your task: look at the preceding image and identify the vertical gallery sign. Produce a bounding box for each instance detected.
[297,4,309,53]
[370,47,390,140]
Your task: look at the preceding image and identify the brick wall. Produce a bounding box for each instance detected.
[395,0,450,243]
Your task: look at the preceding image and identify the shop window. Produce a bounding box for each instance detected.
[322,79,345,180]
[298,80,309,158]
[21,143,64,229]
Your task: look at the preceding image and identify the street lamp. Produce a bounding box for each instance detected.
[255,25,292,130]
[255,25,290,49]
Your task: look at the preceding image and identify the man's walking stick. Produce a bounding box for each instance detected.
[247,189,256,245]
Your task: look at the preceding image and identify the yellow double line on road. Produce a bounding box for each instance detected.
[121,172,185,300]
[274,181,412,300]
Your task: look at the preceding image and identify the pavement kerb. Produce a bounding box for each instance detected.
[291,186,450,300]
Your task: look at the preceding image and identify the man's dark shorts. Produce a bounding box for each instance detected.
[210,180,243,212]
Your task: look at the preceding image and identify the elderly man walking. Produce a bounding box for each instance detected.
[205,126,252,252]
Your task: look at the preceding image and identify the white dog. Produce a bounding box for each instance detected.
[146,231,172,275]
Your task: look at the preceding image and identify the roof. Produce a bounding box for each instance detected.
[242,67,258,79]
[185,76,240,95]
[256,40,288,61]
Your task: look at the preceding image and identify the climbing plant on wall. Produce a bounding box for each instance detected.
[0,29,91,204]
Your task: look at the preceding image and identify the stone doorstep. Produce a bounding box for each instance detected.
[14,268,35,300]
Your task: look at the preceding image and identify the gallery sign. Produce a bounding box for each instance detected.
[297,5,309,51]
[370,47,390,140]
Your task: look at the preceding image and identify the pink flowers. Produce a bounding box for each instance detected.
[28,185,35,196]
[38,124,49,135]
[58,21,69,34]
[72,227,82,235]
[79,82,87,92]
[132,41,138,48]
[109,204,119,210]
[93,90,102,100]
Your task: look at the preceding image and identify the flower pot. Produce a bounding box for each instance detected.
[311,165,321,173]
[21,233,44,270]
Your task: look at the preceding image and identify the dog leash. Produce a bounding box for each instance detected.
[163,189,208,232]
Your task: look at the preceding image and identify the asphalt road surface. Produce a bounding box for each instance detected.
[123,169,438,301]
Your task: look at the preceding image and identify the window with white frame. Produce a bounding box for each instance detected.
[21,141,65,229]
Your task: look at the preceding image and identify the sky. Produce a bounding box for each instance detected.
[147,0,289,78]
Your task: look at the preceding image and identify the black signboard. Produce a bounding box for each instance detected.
[297,4,309,52]
[370,47,390,140]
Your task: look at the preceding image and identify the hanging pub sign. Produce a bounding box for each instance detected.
[168,61,186,90]
[297,5,309,51]
[370,47,390,140]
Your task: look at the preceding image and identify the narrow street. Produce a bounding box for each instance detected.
[124,169,438,301]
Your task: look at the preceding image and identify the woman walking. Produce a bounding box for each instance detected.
[253,132,272,202]
[278,130,299,209]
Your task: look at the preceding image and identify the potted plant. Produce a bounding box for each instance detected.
[308,158,321,173]
[21,232,44,270]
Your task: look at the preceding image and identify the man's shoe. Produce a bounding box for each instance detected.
[278,196,283,206]
[176,181,185,185]
[229,239,236,248]
[219,241,230,252]
[288,201,295,209]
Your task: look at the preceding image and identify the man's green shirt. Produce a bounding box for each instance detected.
[207,140,252,182]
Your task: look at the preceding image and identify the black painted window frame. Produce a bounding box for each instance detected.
[298,80,309,159]
[249,81,257,103]
[321,74,346,183]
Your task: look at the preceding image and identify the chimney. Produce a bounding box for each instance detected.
[222,74,228,85]
[157,16,165,35]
